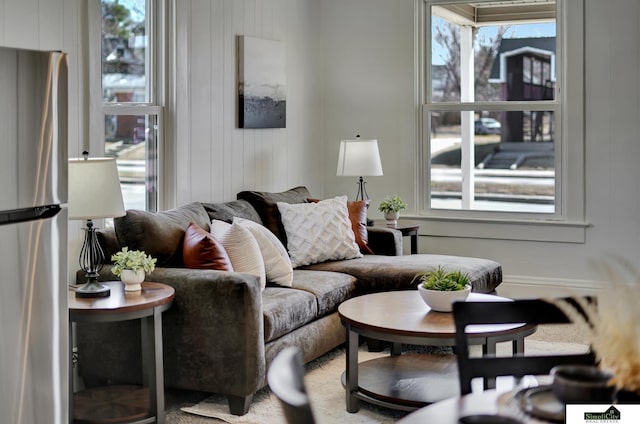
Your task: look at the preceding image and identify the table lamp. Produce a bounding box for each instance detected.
[336,135,383,224]
[69,152,125,298]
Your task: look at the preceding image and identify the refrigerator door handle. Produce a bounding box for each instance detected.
[0,205,61,226]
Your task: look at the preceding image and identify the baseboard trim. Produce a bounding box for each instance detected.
[497,275,602,299]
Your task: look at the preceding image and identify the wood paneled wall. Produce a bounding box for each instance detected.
[173,0,324,206]
[0,0,85,157]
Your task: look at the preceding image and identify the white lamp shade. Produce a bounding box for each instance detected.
[68,157,126,220]
[336,139,384,177]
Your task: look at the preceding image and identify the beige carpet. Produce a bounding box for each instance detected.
[167,324,589,424]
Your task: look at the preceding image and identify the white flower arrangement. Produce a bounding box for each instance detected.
[111,247,157,278]
[378,195,407,213]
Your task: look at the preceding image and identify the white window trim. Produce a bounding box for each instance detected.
[417,0,587,243]
[87,0,167,212]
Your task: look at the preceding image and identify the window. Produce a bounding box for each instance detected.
[91,0,162,212]
[420,0,586,242]
[424,0,559,215]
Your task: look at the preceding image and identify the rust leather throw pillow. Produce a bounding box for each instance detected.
[347,199,375,254]
[182,222,234,271]
[307,197,374,255]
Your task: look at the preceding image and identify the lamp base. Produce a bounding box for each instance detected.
[75,280,110,298]
[76,219,110,298]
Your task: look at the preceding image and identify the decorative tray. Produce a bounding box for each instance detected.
[515,385,565,423]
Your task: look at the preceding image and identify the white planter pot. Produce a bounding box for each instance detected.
[417,285,471,312]
[120,269,145,292]
[384,211,399,226]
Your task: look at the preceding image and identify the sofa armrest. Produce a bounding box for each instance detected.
[366,226,403,256]
[75,266,266,398]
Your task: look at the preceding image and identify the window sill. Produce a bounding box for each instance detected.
[408,215,589,243]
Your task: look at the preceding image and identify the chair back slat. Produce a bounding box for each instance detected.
[267,346,316,424]
[453,297,596,395]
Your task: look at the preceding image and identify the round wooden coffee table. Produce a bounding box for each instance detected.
[338,291,536,412]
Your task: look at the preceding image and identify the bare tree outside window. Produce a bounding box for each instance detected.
[432,21,507,104]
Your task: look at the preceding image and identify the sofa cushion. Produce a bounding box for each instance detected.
[237,186,311,246]
[182,222,233,271]
[233,217,293,287]
[262,287,318,342]
[302,254,503,294]
[210,220,266,290]
[289,269,358,317]
[202,199,263,224]
[114,202,210,267]
[277,196,363,267]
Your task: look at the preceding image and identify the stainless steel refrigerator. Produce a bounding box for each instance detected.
[0,46,68,424]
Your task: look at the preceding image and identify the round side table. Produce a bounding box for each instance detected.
[68,281,175,424]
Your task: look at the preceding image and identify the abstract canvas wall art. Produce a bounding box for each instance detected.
[238,36,286,128]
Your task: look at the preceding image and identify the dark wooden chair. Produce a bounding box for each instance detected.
[267,346,316,424]
[453,297,596,395]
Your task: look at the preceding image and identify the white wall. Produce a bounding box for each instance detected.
[320,0,417,208]
[0,0,86,156]
[319,0,640,296]
[172,0,325,206]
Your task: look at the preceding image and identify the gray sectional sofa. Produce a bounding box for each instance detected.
[75,186,503,415]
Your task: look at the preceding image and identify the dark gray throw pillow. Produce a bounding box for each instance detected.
[114,202,210,267]
[201,199,263,224]
[237,186,311,246]
[96,227,121,263]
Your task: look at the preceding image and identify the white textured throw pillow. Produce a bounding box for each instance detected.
[277,195,363,267]
[233,217,294,287]
[210,219,266,291]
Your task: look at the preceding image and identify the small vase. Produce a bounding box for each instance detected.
[384,211,399,226]
[120,269,145,291]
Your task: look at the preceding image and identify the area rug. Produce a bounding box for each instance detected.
[174,336,588,424]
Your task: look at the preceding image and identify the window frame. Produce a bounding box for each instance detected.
[88,0,165,212]
[417,0,587,243]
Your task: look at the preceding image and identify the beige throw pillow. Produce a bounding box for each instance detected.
[277,195,363,267]
[210,219,266,291]
[233,217,293,287]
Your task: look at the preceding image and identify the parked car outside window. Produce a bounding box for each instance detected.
[475,118,501,135]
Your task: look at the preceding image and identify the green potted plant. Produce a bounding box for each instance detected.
[412,266,471,312]
[378,195,407,225]
[111,247,157,292]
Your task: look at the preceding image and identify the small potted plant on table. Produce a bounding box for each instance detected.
[111,247,157,292]
[413,266,471,312]
[378,195,407,226]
